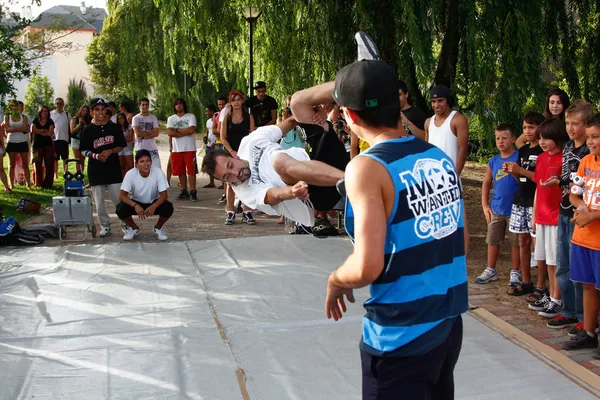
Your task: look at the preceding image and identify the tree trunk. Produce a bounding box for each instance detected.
[434,0,462,88]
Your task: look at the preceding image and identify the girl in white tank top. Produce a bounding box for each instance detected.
[6,113,29,144]
[428,110,458,165]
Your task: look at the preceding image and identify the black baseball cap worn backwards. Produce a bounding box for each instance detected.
[254,81,267,90]
[333,60,398,111]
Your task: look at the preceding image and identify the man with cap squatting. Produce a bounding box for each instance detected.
[321,32,469,400]
[80,98,127,237]
[425,84,470,175]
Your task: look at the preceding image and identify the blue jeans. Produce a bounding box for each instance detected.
[556,214,584,320]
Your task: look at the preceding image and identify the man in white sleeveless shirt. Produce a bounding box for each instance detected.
[425,84,471,254]
[424,85,469,175]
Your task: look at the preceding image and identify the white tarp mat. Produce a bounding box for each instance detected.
[0,236,598,400]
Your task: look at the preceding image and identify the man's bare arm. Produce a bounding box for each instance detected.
[328,158,388,288]
[453,114,469,175]
[264,186,294,206]
[290,81,335,124]
[424,117,430,142]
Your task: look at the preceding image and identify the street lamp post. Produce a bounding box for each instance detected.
[242,6,262,96]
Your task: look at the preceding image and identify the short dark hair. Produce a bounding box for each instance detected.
[108,101,117,108]
[173,97,188,114]
[351,100,401,129]
[119,101,132,113]
[135,149,151,163]
[397,80,409,94]
[217,96,227,102]
[586,113,600,128]
[206,104,217,112]
[496,123,516,137]
[201,149,230,177]
[538,118,569,147]
[139,97,150,105]
[522,111,545,126]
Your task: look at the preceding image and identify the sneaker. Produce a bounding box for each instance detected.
[509,270,521,286]
[177,189,190,200]
[99,225,111,237]
[203,183,215,188]
[153,227,168,241]
[538,301,562,318]
[224,211,235,225]
[242,212,256,225]
[217,194,227,205]
[355,31,381,61]
[190,190,198,202]
[528,294,550,311]
[475,268,498,284]
[547,315,579,329]
[123,227,139,241]
[568,322,600,338]
[562,329,598,350]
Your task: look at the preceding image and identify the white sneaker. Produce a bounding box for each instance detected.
[99,225,111,237]
[123,227,139,241]
[153,227,168,241]
[509,270,521,285]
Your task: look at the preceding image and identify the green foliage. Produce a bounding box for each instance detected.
[23,69,54,117]
[88,0,600,158]
[66,78,87,115]
[0,3,37,101]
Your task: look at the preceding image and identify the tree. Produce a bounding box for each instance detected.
[24,68,54,116]
[89,0,600,158]
[66,78,87,115]
[0,2,38,102]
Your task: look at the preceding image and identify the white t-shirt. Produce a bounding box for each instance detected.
[50,110,70,142]
[206,119,217,146]
[233,125,315,226]
[111,115,117,124]
[121,167,169,204]
[166,113,197,152]
[132,113,159,151]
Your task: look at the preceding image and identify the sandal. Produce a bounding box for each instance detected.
[526,287,548,303]
[507,282,534,296]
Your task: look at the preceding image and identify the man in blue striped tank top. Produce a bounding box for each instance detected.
[317,58,469,399]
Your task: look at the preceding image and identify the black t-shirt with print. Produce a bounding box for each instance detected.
[513,144,543,207]
[32,118,55,149]
[80,121,127,186]
[401,106,428,135]
[245,95,278,127]
[560,141,590,217]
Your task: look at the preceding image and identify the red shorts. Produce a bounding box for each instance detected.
[171,151,198,176]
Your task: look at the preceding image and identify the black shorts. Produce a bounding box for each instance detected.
[6,142,29,153]
[54,140,69,160]
[116,200,174,220]
[361,316,463,400]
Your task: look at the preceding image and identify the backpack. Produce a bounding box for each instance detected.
[0,216,45,246]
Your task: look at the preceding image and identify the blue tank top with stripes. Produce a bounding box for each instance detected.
[344,135,468,357]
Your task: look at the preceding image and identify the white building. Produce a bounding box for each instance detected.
[13,3,106,103]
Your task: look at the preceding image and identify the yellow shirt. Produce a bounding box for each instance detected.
[359,139,370,153]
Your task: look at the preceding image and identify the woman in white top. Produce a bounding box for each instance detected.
[3,100,31,189]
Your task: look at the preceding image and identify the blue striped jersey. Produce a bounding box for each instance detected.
[344,135,468,357]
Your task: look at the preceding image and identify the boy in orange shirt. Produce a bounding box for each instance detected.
[562,113,600,355]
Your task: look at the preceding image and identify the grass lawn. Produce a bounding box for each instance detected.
[0,150,87,223]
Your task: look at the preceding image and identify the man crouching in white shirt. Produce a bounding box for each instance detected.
[116,149,174,241]
[200,116,344,228]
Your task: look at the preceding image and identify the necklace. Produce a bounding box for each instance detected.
[232,110,244,124]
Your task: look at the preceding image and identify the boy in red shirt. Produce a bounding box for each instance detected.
[563,114,600,355]
[529,119,569,317]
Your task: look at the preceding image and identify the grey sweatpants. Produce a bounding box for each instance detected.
[91,183,121,227]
